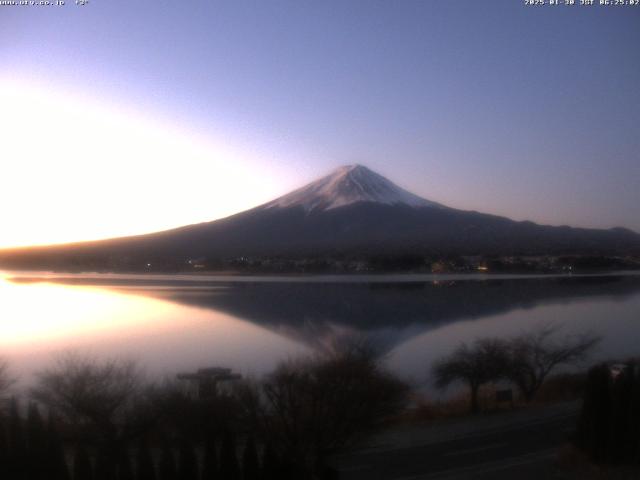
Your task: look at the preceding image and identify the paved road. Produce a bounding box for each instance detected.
[335,409,578,480]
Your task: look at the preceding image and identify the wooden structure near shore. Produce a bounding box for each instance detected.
[177,367,242,399]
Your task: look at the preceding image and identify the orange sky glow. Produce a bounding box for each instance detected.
[0,80,293,249]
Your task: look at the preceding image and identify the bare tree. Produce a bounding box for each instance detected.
[237,339,409,476]
[432,338,509,414]
[30,353,149,446]
[0,358,15,398]
[506,324,601,402]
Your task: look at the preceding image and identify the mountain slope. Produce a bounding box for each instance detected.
[0,165,638,270]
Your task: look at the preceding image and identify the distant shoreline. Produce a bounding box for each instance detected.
[4,269,640,287]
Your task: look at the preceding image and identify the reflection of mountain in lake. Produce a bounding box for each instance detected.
[137,275,640,351]
[10,273,640,353]
[146,275,638,325]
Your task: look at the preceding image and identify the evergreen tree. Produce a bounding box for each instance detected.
[94,447,116,480]
[219,431,239,480]
[260,445,279,480]
[158,442,177,480]
[136,440,156,480]
[0,422,9,478]
[46,413,70,480]
[629,365,640,463]
[609,363,633,463]
[8,397,27,480]
[116,448,134,480]
[177,440,198,480]
[241,437,259,480]
[576,364,612,463]
[201,437,218,480]
[575,362,640,465]
[27,403,48,480]
[73,445,94,480]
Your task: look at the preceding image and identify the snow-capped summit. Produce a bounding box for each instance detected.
[262,164,443,212]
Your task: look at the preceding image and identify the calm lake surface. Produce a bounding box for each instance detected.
[2,270,640,390]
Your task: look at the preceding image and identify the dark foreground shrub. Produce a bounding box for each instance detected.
[575,362,640,465]
[237,340,409,478]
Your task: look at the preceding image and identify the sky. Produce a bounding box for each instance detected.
[1,0,639,248]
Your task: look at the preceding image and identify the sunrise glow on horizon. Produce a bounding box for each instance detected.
[0,80,297,249]
[0,275,174,348]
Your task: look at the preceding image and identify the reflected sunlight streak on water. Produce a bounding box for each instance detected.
[0,276,174,349]
[0,275,310,383]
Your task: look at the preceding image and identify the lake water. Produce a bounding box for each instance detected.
[1,270,640,390]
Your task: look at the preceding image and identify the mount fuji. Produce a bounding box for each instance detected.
[0,165,638,271]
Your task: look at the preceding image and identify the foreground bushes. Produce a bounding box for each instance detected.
[574,361,640,465]
[0,341,408,480]
[0,405,303,480]
[0,400,70,480]
[236,342,409,477]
